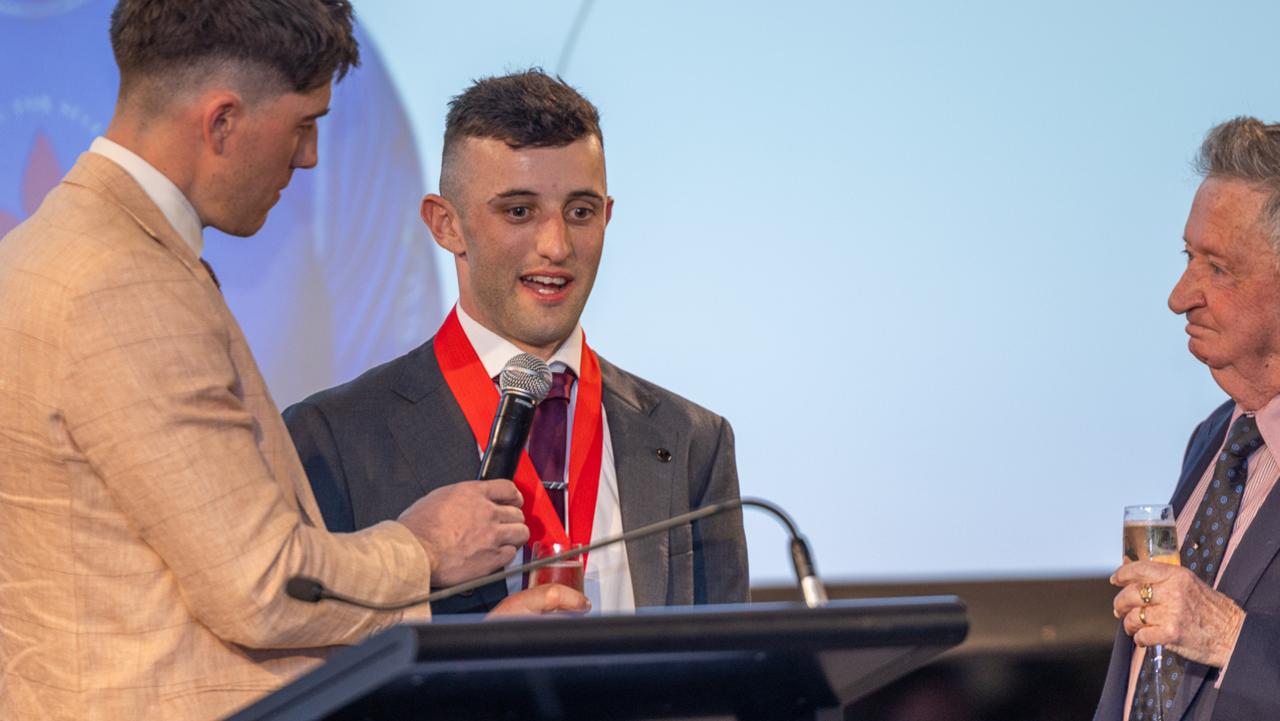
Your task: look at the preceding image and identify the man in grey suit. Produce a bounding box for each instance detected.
[284,69,749,614]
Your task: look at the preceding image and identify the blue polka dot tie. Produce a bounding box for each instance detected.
[1129,414,1263,721]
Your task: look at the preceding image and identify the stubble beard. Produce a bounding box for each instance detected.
[474,281,584,356]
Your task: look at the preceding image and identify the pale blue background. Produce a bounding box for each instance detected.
[3,1,1268,584]
[355,0,1262,583]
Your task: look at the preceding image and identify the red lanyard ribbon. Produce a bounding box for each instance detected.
[434,309,605,561]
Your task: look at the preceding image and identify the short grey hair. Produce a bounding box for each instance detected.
[1195,116,1280,256]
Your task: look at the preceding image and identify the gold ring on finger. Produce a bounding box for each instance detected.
[1139,607,1147,625]
[1140,583,1153,605]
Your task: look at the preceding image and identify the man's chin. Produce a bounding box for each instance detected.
[210,210,273,238]
[1187,339,1227,369]
[514,302,583,338]
[509,319,579,355]
[235,218,271,237]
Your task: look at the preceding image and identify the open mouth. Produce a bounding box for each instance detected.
[521,274,571,296]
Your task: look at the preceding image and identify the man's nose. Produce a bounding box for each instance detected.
[535,215,572,263]
[293,135,319,170]
[1168,267,1203,315]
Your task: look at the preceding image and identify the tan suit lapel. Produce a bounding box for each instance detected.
[62,152,214,285]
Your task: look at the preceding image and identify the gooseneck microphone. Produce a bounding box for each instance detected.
[476,353,553,481]
[287,496,829,611]
[761,499,829,608]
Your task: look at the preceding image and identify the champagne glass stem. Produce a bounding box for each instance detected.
[1152,644,1165,721]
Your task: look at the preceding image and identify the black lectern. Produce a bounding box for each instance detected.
[227,597,967,721]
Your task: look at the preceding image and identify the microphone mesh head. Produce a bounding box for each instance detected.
[499,353,553,402]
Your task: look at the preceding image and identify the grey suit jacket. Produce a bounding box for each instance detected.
[284,337,750,614]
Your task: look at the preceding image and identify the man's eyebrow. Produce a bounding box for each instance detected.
[307,108,331,121]
[493,189,538,199]
[489,189,606,202]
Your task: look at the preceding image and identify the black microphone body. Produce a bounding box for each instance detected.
[285,577,326,603]
[476,391,537,480]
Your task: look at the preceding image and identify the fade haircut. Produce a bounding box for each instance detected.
[1196,116,1280,257]
[109,0,359,111]
[439,68,602,199]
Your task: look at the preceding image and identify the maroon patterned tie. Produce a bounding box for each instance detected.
[528,369,575,526]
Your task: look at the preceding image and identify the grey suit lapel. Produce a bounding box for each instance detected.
[600,357,677,607]
[387,341,480,496]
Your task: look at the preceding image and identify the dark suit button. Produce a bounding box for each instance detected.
[656,448,672,462]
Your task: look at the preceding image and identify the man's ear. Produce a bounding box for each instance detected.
[201,92,244,155]
[421,194,466,256]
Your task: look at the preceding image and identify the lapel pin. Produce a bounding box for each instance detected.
[655,448,672,462]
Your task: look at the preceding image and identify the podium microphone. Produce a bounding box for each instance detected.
[287,496,829,611]
[477,353,553,481]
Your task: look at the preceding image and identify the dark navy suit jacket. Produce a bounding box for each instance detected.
[1095,399,1280,721]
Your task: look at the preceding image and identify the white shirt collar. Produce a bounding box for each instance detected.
[89,136,204,258]
[454,302,583,378]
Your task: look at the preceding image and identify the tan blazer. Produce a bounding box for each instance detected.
[0,153,432,721]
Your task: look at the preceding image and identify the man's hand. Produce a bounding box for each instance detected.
[485,584,591,618]
[398,479,529,587]
[1111,560,1246,668]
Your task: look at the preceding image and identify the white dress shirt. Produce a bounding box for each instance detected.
[89,136,203,257]
[456,304,636,614]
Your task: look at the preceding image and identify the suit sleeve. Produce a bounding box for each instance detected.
[60,251,430,649]
[691,416,750,604]
[1212,610,1280,718]
[283,400,357,533]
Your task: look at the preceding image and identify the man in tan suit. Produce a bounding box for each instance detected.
[0,2,585,720]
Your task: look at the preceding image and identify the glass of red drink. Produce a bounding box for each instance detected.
[529,541,585,593]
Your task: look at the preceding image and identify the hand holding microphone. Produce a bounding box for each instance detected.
[397,480,530,587]
[398,353,552,587]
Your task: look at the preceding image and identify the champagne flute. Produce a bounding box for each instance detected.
[1124,504,1178,721]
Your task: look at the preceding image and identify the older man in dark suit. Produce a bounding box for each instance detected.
[1096,117,1280,721]
[284,69,749,615]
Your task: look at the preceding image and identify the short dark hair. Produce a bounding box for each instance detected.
[110,0,360,99]
[440,69,602,197]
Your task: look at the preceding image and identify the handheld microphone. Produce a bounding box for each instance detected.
[476,354,553,480]
[286,496,829,611]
